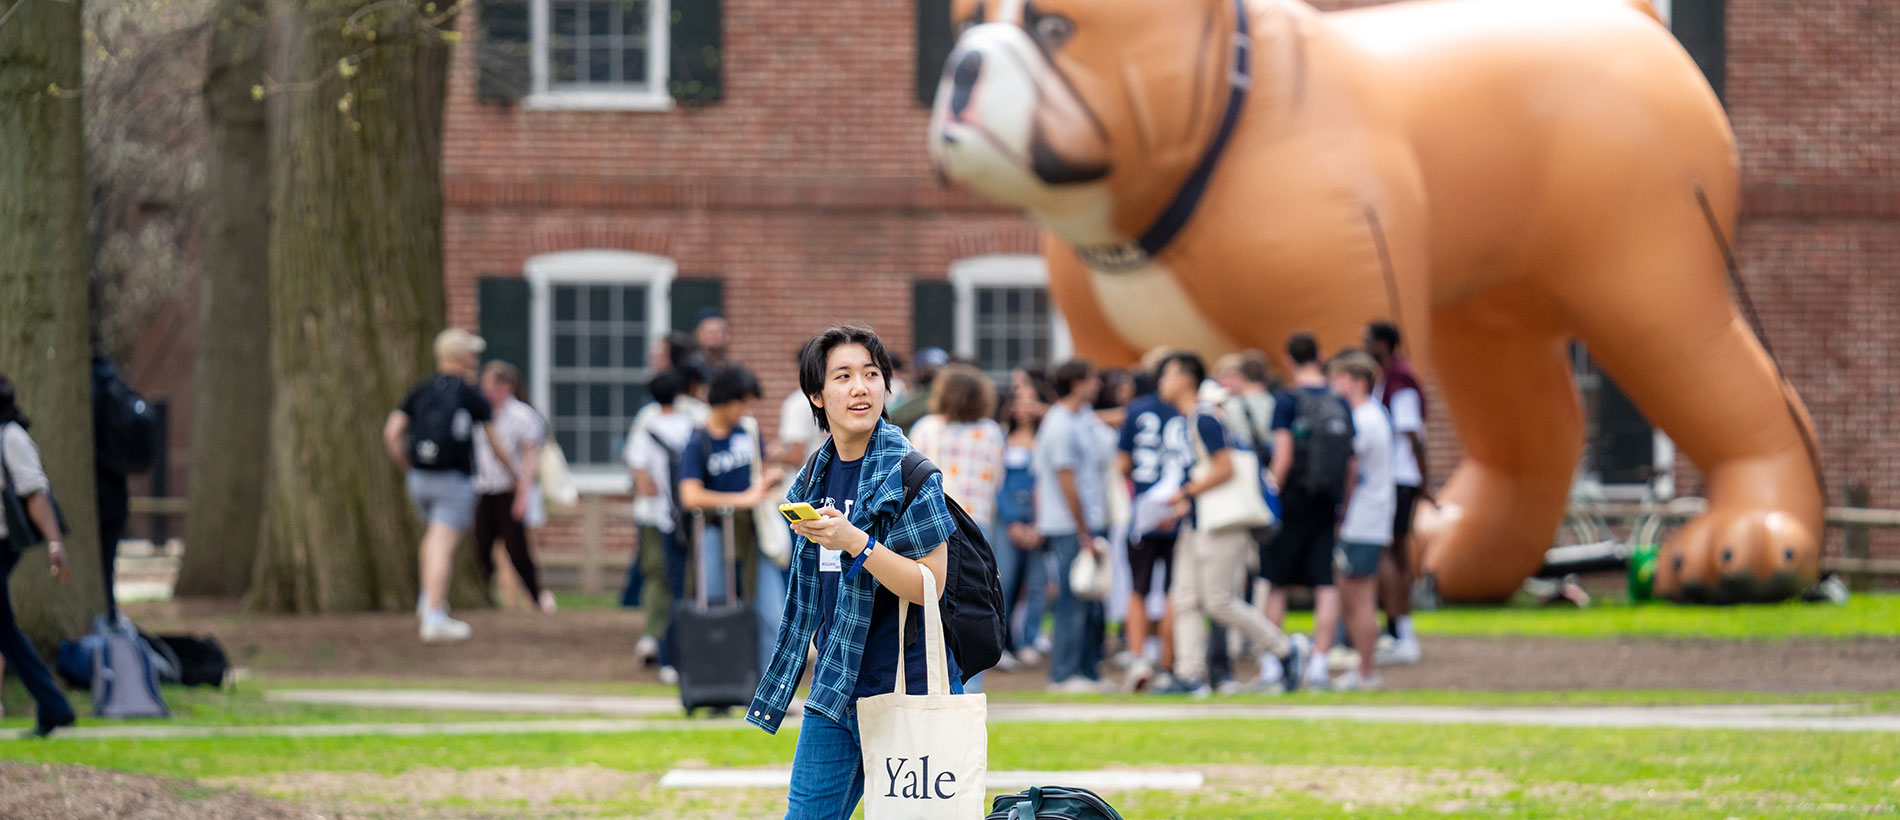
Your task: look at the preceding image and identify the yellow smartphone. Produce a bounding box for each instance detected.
[778,502,822,523]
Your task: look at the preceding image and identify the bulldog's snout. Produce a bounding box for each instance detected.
[948,51,983,120]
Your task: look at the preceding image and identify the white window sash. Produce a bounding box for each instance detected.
[527,250,677,493]
[948,255,1072,374]
[528,0,674,111]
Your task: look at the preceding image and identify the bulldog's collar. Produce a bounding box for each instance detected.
[1078,0,1252,274]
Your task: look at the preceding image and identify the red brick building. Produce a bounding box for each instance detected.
[126,0,1895,569]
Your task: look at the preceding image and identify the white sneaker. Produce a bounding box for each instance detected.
[1109,650,1136,671]
[538,590,559,614]
[419,615,472,643]
[1122,659,1156,693]
[1048,678,1102,695]
[635,635,660,666]
[1332,669,1383,691]
[658,665,679,685]
[1375,637,1422,666]
[1014,647,1044,668]
[994,652,1023,673]
[1304,649,1332,690]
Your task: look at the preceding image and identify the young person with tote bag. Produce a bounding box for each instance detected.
[856,563,988,819]
[746,327,969,820]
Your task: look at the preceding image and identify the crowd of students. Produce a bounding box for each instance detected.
[620,317,1433,694]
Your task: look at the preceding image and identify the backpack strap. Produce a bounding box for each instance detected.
[899,449,939,513]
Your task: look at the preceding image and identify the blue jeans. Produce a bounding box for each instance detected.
[1003,542,1050,650]
[755,552,789,675]
[1048,533,1098,684]
[787,708,864,820]
[0,545,74,726]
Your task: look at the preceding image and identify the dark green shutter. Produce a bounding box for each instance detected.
[913,280,955,353]
[670,277,724,334]
[1671,0,1725,102]
[479,276,533,384]
[476,0,531,102]
[916,0,956,105]
[670,0,723,104]
[1593,379,1655,485]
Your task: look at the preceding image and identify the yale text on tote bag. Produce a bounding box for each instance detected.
[856,564,988,819]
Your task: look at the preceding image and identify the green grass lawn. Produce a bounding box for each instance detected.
[1272,593,1899,640]
[3,718,1894,818]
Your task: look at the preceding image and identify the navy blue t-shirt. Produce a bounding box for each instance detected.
[1118,394,1190,537]
[679,427,755,494]
[1185,411,1232,529]
[811,454,960,698]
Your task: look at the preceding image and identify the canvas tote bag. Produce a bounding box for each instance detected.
[857,564,989,819]
[1187,408,1274,532]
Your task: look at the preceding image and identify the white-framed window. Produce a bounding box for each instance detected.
[528,0,672,111]
[528,250,675,491]
[949,255,1073,385]
[1570,343,1675,499]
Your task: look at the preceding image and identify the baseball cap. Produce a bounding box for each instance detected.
[916,347,951,370]
[434,328,487,360]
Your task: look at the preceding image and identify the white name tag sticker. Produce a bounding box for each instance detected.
[820,548,843,573]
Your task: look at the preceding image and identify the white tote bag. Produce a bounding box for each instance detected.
[857,565,988,820]
[1188,408,1274,532]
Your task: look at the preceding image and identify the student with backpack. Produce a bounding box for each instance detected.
[1264,332,1357,690]
[383,329,513,643]
[624,370,698,683]
[91,351,159,615]
[0,373,78,737]
[749,326,1003,820]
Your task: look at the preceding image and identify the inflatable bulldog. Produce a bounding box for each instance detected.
[927,0,1824,602]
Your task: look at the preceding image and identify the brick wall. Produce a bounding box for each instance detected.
[441,0,1899,571]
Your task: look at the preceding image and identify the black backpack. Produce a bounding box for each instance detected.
[153,634,232,688]
[648,428,692,537]
[1291,389,1354,496]
[94,367,158,477]
[408,377,468,468]
[987,786,1126,820]
[897,450,1007,684]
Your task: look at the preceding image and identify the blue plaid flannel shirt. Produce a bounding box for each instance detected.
[746,419,955,734]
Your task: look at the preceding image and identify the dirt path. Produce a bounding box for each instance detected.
[0,762,327,820]
[127,599,1899,692]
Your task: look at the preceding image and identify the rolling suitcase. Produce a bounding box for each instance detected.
[673,506,758,716]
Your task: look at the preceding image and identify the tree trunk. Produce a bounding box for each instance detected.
[0,0,108,646]
[176,0,272,598]
[249,0,483,612]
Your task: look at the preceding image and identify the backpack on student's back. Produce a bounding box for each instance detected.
[648,428,691,537]
[898,450,1007,683]
[408,378,467,469]
[1291,389,1354,496]
[93,365,159,477]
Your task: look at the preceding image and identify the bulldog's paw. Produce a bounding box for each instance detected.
[1653,507,1818,603]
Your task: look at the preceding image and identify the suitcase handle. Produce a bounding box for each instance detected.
[692,506,740,608]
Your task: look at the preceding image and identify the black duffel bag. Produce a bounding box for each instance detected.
[986,786,1125,820]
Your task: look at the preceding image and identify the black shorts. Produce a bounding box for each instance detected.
[1262,484,1339,588]
[1127,533,1176,597]
[1391,484,1421,572]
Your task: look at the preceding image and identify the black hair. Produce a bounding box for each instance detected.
[707,364,762,406]
[798,326,895,432]
[0,373,27,430]
[1051,359,1095,399]
[1094,369,1130,411]
[1131,369,1159,397]
[1367,320,1401,352]
[1159,351,1208,387]
[1286,332,1320,366]
[649,370,686,407]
